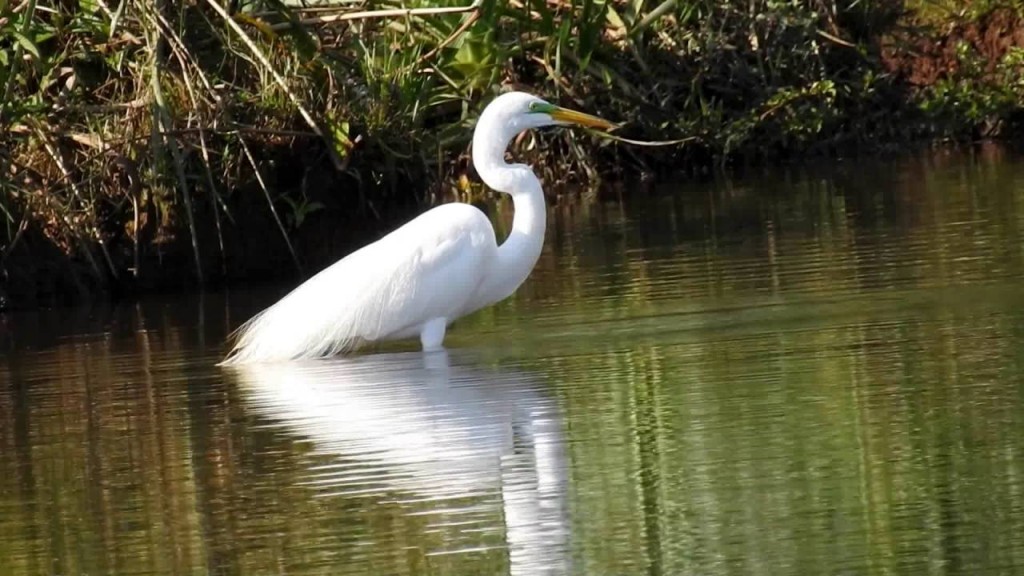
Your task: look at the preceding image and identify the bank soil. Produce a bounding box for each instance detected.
[882,8,1024,87]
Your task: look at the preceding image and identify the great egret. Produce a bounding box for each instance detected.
[222,91,615,364]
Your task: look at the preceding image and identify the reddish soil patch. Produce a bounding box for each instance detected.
[882,8,1024,87]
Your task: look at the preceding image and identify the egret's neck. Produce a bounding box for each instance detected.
[472,119,547,305]
[474,172,546,306]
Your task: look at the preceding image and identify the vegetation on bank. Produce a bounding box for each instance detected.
[1,0,1023,307]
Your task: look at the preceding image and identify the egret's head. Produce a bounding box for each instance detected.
[472,91,616,194]
[481,91,616,136]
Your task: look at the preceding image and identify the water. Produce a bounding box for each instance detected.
[3,148,1024,575]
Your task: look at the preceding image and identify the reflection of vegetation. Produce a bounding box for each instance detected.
[0,328,511,574]
[0,325,208,574]
[545,308,1024,574]
[1,153,1024,573]
[473,151,1024,573]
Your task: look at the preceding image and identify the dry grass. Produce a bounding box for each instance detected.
[1,0,1021,306]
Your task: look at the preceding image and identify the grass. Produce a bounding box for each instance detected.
[1,0,1023,307]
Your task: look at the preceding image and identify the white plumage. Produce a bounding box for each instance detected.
[225,205,493,362]
[221,92,614,364]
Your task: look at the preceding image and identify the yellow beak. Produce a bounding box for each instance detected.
[548,106,618,131]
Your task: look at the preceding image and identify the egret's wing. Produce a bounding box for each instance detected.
[222,204,495,364]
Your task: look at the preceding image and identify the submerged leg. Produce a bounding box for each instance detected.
[420,317,448,351]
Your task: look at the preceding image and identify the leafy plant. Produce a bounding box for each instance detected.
[919,42,1024,137]
[2,0,1023,306]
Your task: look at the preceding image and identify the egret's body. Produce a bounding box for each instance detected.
[222,92,613,364]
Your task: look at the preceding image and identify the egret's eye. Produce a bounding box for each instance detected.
[528,101,555,114]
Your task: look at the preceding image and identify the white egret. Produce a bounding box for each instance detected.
[222,91,615,364]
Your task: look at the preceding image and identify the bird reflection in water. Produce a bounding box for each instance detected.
[227,351,570,575]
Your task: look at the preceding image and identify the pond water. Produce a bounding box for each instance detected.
[2,147,1024,575]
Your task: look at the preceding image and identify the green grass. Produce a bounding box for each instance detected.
[1,0,1023,305]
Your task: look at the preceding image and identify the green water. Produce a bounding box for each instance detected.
[2,150,1024,575]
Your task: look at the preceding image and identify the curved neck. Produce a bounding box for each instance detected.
[472,116,547,306]
[486,179,546,304]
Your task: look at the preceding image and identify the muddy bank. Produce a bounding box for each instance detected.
[883,9,1024,87]
[880,8,1024,137]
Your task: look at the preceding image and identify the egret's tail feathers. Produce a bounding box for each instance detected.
[217,225,441,365]
[218,296,365,366]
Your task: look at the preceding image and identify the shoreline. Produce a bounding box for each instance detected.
[4,140,1020,312]
[2,2,1023,310]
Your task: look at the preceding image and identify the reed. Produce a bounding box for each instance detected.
[1,0,1022,306]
